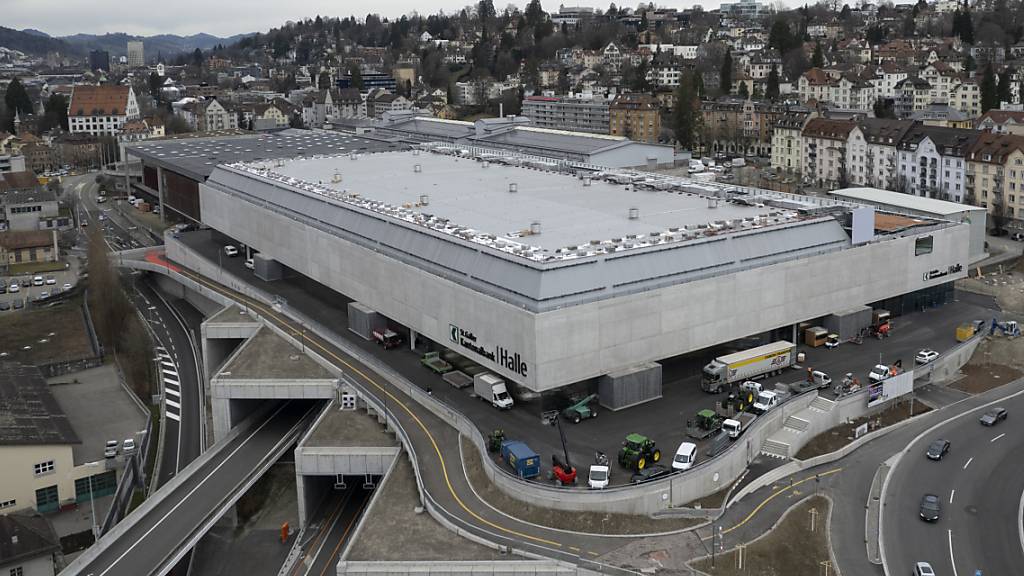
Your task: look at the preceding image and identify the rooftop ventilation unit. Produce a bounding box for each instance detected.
[414,164,422,173]
[509,183,518,193]
[413,149,420,156]
[583,176,592,186]
[331,171,342,183]
[530,222,541,235]
[419,194,429,206]
[628,207,639,220]
[708,197,719,209]
[350,152,357,160]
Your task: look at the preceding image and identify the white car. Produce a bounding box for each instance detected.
[62,283,72,291]
[39,291,49,299]
[671,442,697,471]
[587,464,610,489]
[9,283,19,293]
[104,440,119,458]
[223,245,239,257]
[32,276,44,286]
[915,349,939,365]
[122,438,136,455]
[245,257,254,270]
[45,276,56,285]
[913,562,935,576]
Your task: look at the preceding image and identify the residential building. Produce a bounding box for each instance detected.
[551,5,595,26]
[702,98,787,157]
[56,134,102,168]
[0,514,60,576]
[950,78,981,119]
[895,125,978,201]
[0,364,118,516]
[0,153,27,174]
[975,110,1024,135]
[720,0,766,19]
[909,103,972,129]
[965,133,1024,226]
[67,85,140,136]
[198,99,238,132]
[0,229,58,266]
[301,90,335,127]
[333,88,366,119]
[609,93,661,143]
[847,119,915,190]
[771,110,813,174]
[798,68,874,111]
[894,77,932,118]
[521,95,611,135]
[240,100,293,130]
[338,71,396,91]
[369,93,412,119]
[802,118,857,188]
[0,171,41,194]
[127,40,144,68]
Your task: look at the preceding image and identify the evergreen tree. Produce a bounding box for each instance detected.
[148,71,162,101]
[981,63,998,113]
[738,81,750,99]
[766,65,780,100]
[40,93,68,132]
[873,98,895,119]
[192,48,203,67]
[673,71,699,150]
[4,78,33,119]
[998,68,1013,105]
[348,64,364,90]
[720,49,733,95]
[812,42,824,68]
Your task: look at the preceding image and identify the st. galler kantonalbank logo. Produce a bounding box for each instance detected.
[448,323,528,378]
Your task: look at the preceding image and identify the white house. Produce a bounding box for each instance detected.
[67,85,140,136]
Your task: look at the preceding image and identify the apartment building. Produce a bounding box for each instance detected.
[895,125,978,202]
[198,99,238,131]
[609,93,661,143]
[127,41,144,68]
[521,95,611,135]
[847,119,915,190]
[798,68,875,111]
[771,110,813,174]
[976,110,1024,135]
[68,85,141,137]
[894,77,933,118]
[965,133,1024,225]
[802,118,856,188]
[702,98,787,157]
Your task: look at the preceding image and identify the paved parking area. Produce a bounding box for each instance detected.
[0,258,82,311]
[178,231,1000,487]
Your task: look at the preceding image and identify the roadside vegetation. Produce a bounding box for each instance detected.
[795,400,932,460]
[86,227,153,401]
[692,496,832,576]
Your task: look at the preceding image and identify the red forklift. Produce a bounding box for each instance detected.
[869,309,891,339]
[543,410,577,486]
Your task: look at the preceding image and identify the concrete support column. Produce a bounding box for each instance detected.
[156,165,166,224]
[212,397,232,442]
[410,328,417,351]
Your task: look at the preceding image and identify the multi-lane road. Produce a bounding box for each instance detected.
[883,389,1024,576]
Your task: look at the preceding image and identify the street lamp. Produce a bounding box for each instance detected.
[83,461,102,540]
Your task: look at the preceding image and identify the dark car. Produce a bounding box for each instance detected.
[926,439,950,460]
[980,407,1008,426]
[630,464,671,484]
[0,302,9,311]
[12,299,23,310]
[919,493,941,522]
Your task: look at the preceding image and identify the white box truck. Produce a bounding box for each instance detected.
[473,373,514,409]
[701,341,796,393]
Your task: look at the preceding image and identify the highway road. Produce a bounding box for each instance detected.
[67,401,319,576]
[294,488,372,576]
[882,389,1024,576]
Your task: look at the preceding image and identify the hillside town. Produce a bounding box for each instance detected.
[3,1,1024,235]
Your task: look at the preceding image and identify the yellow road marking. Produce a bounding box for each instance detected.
[569,546,581,552]
[587,551,600,557]
[721,468,841,535]
[173,265,564,549]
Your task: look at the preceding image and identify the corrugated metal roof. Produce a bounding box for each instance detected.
[831,187,983,216]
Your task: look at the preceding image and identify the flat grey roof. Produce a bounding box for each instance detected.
[831,187,984,216]
[218,327,333,380]
[126,129,406,181]
[469,126,631,155]
[0,363,79,446]
[267,151,802,253]
[206,304,259,325]
[386,117,475,139]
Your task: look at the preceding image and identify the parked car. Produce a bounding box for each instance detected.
[104,440,119,458]
[671,442,698,471]
[0,284,6,294]
[45,276,56,285]
[32,276,43,286]
[9,283,19,293]
[223,245,239,257]
[12,299,23,310]
[1012,232,1024,241]
[122,438,137,455]
[245,257,254,270]
[0,302,10,311]
[980,407,1008,426]
[919,494,941,521]
[38,291,48,299]
[915,349,939,365]
[914,562,936,576]
[926,439,950,460]
[62,283,72,291]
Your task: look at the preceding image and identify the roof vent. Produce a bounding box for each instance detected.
[482,161,490,168]
[583,176,592,186]
[530,221,541,235]
[419,194,429,206]
[414,164,422,173]
[628,207,639,220]
[413,149,420,156]
[509,183,518,193]
[350,152,357,160]
[708,197,719,209]
[331,171,341,183]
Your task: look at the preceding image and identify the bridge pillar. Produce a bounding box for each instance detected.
[155,166,166,225]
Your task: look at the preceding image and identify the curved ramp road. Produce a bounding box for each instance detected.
[65,401,317,576]
[882,391,1024,576]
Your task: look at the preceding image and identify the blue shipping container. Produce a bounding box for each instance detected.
[500,440,540,478]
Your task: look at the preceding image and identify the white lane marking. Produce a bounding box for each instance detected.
[963,457,973,470]
[164,379,180,387]
[948,529,959,576]
[96,403,289,576]
[991,433,1005,442]
[166,412,181,422]
[950,489,955,504]
[165,399,181,410]
[162,369,178,378]
[165,388,180,398]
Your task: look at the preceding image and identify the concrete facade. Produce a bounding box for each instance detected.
[199,173,970,393]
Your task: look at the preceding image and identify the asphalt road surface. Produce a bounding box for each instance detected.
[297,487,372,576]
[68,401,318,576]
[882,389,1024,576]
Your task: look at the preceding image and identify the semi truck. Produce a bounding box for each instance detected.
[474,372,514,409]
[701,341,796,393]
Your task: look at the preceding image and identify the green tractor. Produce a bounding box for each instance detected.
[487,429,506,453]
[617,433,661,471]
[561,393,598,424]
